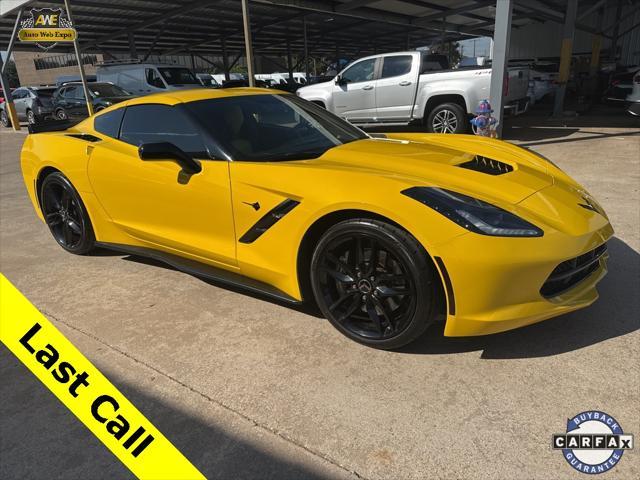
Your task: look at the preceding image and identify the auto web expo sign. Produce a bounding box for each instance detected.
[18,8,76,50]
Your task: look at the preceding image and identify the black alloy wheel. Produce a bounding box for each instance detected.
[40,172,95,254]
[311,219,438,349]
[56,108,67,120]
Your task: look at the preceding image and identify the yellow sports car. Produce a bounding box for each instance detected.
[21,88,613,349]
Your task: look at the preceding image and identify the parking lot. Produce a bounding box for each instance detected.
[1,110,639,479]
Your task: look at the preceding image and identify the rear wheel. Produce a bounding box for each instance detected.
[40,172,95,255]
[0,110,10,127]
[310,219,438,349]
[55,108,67,120]
[426,102,467,134]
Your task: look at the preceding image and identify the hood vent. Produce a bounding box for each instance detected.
[458,156,513,175]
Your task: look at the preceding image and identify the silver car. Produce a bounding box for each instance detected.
[0,86,56,127]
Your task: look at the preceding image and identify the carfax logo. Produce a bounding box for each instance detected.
[18,8,76,50]
[553,411,634,474]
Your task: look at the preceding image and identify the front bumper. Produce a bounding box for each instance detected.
[435,222,614,337]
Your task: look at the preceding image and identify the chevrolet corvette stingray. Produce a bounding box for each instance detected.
[20,88,613,349]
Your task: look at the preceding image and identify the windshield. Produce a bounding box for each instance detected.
[89,83,130,97]
[186,94,368,161]
[158,67,200,85]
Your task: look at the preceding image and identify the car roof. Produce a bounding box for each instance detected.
[121,87,282,107]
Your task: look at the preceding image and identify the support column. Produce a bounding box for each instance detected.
[241,0,255,87]
[489,0,513,138]
[64,0,94,117]
[0,9,22,131]
[553,0,579,117]
[610,0,623,61]
[590,5,604,76]
[286,37,294,84]
[221,36,230,81]
[303,17,309,81]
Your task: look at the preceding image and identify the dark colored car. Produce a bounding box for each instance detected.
[52,82,133,120]
[0,86,56,127]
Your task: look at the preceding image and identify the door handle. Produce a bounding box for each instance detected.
[399,81,412,86]
[362,85,374,90]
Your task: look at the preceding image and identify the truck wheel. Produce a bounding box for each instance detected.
[426,103,468,134]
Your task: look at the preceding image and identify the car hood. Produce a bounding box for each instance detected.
[315,134,556,205]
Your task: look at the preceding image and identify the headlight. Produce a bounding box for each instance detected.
[402,187,543,237]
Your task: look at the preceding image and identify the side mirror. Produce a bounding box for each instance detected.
[335,75,344,85]
[138,142,202,175]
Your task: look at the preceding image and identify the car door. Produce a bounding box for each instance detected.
[332,57,377,122]
[375,54,418,121]
[87,104,237,267]
[12,88,27,119]
[70,86,90,117]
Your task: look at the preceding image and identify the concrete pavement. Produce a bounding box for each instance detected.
[1,118,639,479]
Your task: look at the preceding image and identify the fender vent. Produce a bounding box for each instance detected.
[66,133,101,142]
[458,156,513,175]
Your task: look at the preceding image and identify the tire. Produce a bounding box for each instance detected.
[0,110,10,127]
[55,108,67,120]
[426,102,468,134]
[26,109,36,125]
[40,172,96,255]
[310,218,438,350]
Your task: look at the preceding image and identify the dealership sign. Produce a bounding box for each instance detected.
[18,8,76,50]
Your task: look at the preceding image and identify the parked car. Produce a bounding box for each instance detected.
[297,51,530,133]
[195,73,222,88]
[603,67,639,103]
[97,62,202,95]
[0,85,56,127]
[626,70,640,116]
[52,82,132,120]
[22,88,612,349]
[55,74,97,87]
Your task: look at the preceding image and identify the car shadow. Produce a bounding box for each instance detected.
[107,237,637,359]
[0,345,337,480]
[399,236,639,359]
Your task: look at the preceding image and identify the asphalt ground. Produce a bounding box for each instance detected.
[1,110,639,479]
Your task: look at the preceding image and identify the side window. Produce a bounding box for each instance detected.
[146,69,165,89]
[13,89,25,99]
[380,56,412,79]
[63,86,77,98]
[73,87,86,100]
[341,59,376,84]
[119,104,206,156]
[94,107,125,139]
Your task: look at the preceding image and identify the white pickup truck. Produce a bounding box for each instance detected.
[297,51,529,134]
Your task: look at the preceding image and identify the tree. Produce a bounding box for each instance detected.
[429,41,463,67]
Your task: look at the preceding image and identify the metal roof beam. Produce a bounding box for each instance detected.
[80,0,222,52]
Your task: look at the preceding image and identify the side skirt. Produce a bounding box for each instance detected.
[95,242,300,304]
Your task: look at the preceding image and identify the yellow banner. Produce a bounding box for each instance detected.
[0,273,205,480]
[18,28,76,42]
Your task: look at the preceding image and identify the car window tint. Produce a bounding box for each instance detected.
[381,56,412,79]
[341,59,376,84]
[119,104,207,156]
[63,86,77,98]
[186,94,367,162]
[94,107,125,139]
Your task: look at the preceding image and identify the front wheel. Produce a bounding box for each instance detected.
[426,102,468,134]
[0,110,10,127]
[310,219,438,350]
[26,109,36,124]
[40,172,95,255]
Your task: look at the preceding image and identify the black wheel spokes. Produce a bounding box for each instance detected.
[43,183,83,249]
[319,234,417,340]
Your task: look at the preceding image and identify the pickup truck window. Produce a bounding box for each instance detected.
[420,54,449,73]
[341,59,376,84]
[381,56,412,79]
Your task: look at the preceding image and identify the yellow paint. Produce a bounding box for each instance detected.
[20,89,614,337]
[0,274,205,479]
[558,38,573,83]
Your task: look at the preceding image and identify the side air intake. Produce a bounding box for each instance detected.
[458,156,514,175]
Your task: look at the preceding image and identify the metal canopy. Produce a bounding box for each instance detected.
[0,0,544,58]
